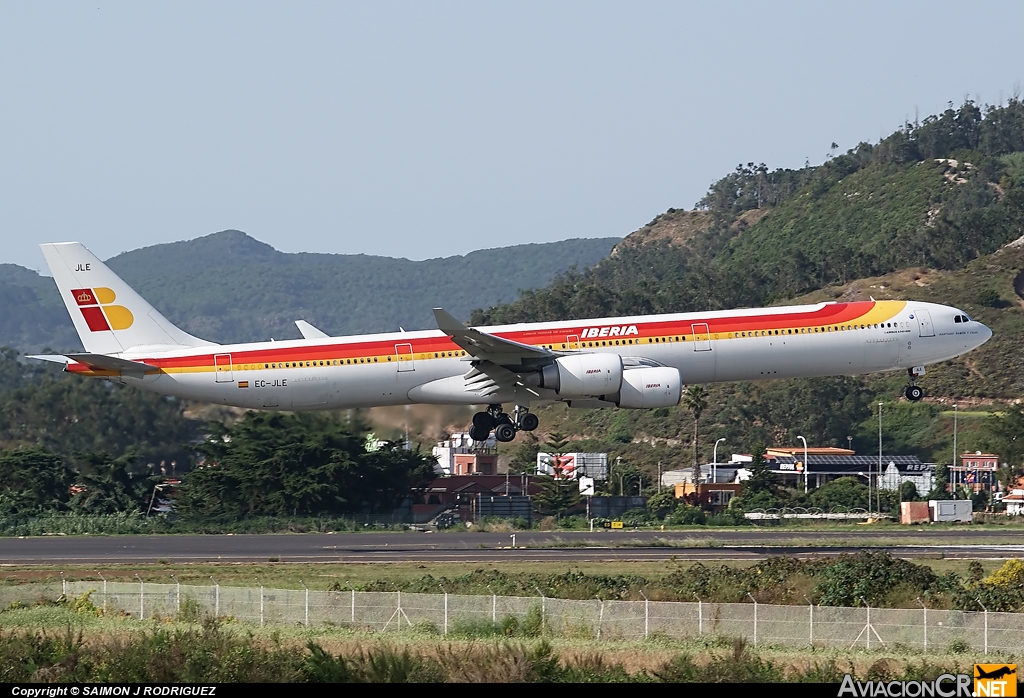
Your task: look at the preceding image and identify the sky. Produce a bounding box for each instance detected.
[1,1,1022,272]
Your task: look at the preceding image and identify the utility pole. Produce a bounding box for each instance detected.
[952,404,959,498]
[876,402,883,516]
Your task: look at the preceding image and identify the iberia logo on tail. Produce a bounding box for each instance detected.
[71,287,134,331]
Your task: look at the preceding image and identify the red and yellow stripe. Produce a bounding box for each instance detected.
[66,300,906,377]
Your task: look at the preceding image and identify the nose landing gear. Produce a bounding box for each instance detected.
[468,404,537,442]
[903,366,926,402]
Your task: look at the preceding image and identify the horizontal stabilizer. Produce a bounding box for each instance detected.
[28,353,160,376]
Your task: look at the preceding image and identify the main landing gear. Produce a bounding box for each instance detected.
[903,366,925,402]
[468,404,538,443]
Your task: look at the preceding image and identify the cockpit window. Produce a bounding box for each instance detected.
[954,315,962,323]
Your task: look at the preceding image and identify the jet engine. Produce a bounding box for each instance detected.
[529,353,623,397]
[611,367,682,409]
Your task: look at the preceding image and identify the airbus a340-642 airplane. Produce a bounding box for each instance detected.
[33,242,992,443]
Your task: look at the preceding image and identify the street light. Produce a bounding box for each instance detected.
[952,404,958,499]
[713,438,726,484]
[876,402,884,516]
[797,435,808,493]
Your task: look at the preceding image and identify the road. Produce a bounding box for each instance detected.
[0,528,1022,564]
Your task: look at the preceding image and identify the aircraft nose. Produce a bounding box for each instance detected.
[979,323,993,344]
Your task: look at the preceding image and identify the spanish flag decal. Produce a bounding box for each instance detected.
[70,288,134,331]
[238,381,249,388]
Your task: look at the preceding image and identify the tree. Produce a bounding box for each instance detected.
[809,476,869,510]
[69,451,161,515]
[507,437,540,475]
[176,412,435,521]
[531,474,582,518]
[0,447,71,515]
[646,489,678,520]
[683,386,708,484]
[744,442,773,495]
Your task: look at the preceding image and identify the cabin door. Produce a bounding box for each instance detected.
[395,343,415,372]
[214,353,233,383]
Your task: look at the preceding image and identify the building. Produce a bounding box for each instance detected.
[668,446,934,496]
[1001,477,1024,516]
[949,452,1000,494]
[673,482,743,512]
[432,432,497,475]
[411,474,540,523]
[765,450,932,494]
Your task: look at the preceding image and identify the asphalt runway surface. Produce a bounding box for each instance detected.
[1,529,1022,564]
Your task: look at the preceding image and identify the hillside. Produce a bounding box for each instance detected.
[0,232,620,351]
[472,99,1024,326]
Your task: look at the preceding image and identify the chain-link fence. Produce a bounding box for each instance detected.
[7,579,1024,654]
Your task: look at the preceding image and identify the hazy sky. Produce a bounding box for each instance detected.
[2,2,1022,271]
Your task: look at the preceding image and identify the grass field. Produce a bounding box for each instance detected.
[0,603,1011,682]
[0,557,1009,591]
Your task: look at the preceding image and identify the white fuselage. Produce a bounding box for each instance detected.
[89,299,990,410]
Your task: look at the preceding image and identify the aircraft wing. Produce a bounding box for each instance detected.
[295,320,329,339]
[432,308,553,364]
[28,353,160,376]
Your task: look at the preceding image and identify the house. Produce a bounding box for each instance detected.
[673,482,743,512]
[949,452,1000,494]
[1002,477,1024,516]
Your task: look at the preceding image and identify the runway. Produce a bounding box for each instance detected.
[0,529,1022,564]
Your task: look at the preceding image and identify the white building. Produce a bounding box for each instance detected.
[1002,478,1024,516]
[432,432,496,475]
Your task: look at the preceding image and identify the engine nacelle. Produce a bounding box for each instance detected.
[613,367,682,409]
[532,353,623,398]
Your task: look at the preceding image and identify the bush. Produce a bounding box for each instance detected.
[668,505,706,525]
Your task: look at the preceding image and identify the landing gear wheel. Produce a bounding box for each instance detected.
[494,422,518,443]
[468,424,490,441]
[472,412,497,430]
[904,385,924,401]
[519,413,539,431]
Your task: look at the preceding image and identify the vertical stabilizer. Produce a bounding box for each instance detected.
[39,242,215,354]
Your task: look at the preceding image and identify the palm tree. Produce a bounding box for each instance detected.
[683,386,708,485]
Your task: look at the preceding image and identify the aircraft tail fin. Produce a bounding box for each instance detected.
[39,242,215,354]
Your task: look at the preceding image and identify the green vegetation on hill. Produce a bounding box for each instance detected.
[472,99,1024,325]
[0,233,620,351]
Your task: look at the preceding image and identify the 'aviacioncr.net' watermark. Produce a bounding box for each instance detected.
[838,665,1017,698]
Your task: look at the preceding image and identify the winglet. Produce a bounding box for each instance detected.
[295,320,329,339]
[433,308,466,335]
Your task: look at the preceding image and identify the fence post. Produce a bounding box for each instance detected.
[97,572,107,614]
[805,596,814,646]
[535,587,546,635]
[60,571,66,598]
[976,599,988,655]
[347,582,356,624]
[693,593,702,636]
[487,585,497,624]
[439,584,448,636]
[747,593,757,646]
[595,597,604,640]
[863,597,870,650]
[300,580,309,628]
[916,597,927,652]
[135,574,144,620]
[210,576,219,618]
[171,575,180,615]
[256,577,264,627]
[640,590,649,639]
